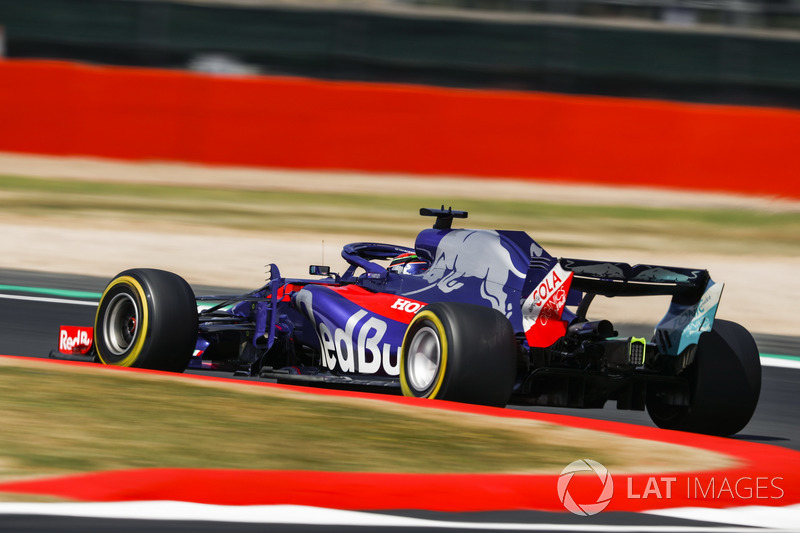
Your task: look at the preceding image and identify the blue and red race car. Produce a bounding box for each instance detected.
[56,207,760,436]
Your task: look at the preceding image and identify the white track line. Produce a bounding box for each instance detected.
[760,356,800,370]
[0,502,794,531]
[0,293,97,306]
[646,504,800,529]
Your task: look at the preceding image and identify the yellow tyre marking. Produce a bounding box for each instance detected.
[400,310,448,399]
[95,275,148,367]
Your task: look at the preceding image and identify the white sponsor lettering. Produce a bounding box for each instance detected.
[522,264,572,331]
[333,311,364,373]
[318,322,337,370]
[391,298,422,314]
[59,328,93,353]
[357,317,387,374]
[296,289,400,375]
[383,344,401,376]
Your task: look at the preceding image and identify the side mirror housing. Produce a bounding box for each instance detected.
[309,265,331,277]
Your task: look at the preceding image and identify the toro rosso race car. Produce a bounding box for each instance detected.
[55,208,760,436]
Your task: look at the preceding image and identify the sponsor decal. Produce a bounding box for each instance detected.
[390,298,422,314]
[59,325,94,354]
[522,264,573,348]
[558,459,785,516]
[405,229,526,318]
[295,290,401,376]
[328,285,423,324]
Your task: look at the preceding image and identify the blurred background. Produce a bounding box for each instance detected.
[0,0,798,334]
[2,0,800,108]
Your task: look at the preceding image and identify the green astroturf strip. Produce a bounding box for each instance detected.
[761,353,800,362]
[0,285,101,300]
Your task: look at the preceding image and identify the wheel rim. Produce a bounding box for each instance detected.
[406,325,441,392]
[103,292,140,356]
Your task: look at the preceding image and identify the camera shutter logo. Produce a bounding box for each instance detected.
[557,459,614,516]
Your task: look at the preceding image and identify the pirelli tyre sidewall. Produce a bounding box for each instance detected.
[646,318,762,436]
[94,269,198,372]
[400,301,517,408]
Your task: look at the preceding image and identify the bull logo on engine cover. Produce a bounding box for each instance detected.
[406,230,526,318]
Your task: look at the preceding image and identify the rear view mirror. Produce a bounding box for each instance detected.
[309,265,331,276]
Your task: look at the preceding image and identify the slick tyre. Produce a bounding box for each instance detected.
[647,319,761,436]
[400,302,517,408]
[94,269,198,372]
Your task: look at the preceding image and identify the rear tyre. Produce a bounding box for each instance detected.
[400,302,517,407]
[647,319,761,436]
[94,268,198,372]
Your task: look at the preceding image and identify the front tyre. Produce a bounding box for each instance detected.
[647,319,761,436]
[94,269,198,372]
[400,302,517,408]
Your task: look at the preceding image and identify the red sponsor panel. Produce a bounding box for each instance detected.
[330,285,424,324]
[523,265,574,348]
[58,325,94,354]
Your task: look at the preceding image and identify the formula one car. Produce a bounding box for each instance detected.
[55,207,761,436]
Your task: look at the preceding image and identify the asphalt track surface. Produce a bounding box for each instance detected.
[1,268,799,532]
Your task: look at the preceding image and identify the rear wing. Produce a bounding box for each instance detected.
[559,258,722,357]
[560,258,709,299]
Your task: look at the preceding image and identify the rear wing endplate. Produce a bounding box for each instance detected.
[560,258,723,356]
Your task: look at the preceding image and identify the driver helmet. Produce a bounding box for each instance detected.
[388,252,428,275]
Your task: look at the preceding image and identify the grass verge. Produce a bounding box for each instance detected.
[0,358,729,485]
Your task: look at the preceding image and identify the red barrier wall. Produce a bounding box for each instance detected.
[1,60,798,198]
